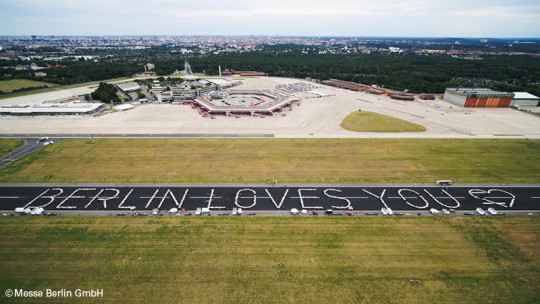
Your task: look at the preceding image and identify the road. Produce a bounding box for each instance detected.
[0,137,73,169]
[0,185,538,212]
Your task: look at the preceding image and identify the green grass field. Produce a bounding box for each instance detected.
[340,111,426,132]
[0,216,538,304]
[0,139,24,156]
[0,79,56,93]
[0,138,539,184]
[0,76,133,100]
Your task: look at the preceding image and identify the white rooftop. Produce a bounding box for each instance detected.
[208,78,241,86]
[114,104,135,111]
[116,82,141,92]
[513,92,539,100]
[0,102,104,114]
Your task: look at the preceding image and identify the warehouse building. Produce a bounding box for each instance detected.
[443,88,514,108]
[511,92,540,107]
[116,82,141,93]
[0,102,106,116]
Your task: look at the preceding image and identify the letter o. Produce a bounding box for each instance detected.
[398,189,429,209]
[235,189,257,208]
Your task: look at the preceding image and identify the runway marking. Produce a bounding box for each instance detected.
[383,107,426,119]
[190,196,223,199]
[288,196,369,199]
[450,128,473,135]
[482,197,519,199]
[388,196,465,199]
[0,196,20,199]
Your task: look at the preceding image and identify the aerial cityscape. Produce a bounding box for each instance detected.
[0,0,539,303]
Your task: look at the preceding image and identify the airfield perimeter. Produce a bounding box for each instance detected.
[0,78,539,304]
[0,77,539,138]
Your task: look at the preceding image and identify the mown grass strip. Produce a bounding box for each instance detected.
[0,216,537,304]
[0,79,56,93]
[0,138,538,184]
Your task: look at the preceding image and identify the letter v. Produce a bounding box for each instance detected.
[265,188,289,209]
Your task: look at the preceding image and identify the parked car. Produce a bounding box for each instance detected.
[476,207,486,216]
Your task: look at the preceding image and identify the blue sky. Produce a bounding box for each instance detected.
[0,0,539,37]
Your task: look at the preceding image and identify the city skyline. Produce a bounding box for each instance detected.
[0,0,539,37]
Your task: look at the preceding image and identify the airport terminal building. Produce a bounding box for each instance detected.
[443,88,514,108]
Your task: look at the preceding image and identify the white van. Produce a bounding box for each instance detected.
[195,208,202,216]
[487,207,498,215]
[436,180,453,186]
[476,207,486,215]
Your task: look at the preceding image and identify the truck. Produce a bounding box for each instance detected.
[436,180,453,186]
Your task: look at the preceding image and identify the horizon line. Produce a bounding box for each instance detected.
[1,34,539,39]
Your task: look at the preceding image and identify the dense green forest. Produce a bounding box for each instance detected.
[185,53,540,95]
[2,52,539,96]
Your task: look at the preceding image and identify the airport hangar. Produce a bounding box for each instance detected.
[443,88,514,108]
[511,92,540,107]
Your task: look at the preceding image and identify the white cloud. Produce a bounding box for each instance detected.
[0,0,538,36]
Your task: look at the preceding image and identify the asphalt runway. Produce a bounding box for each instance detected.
[0,185,538,212]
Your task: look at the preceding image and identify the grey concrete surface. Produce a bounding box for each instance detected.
[0,77,537,138]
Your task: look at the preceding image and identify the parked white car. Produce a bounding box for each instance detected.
[476,207,486,215]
